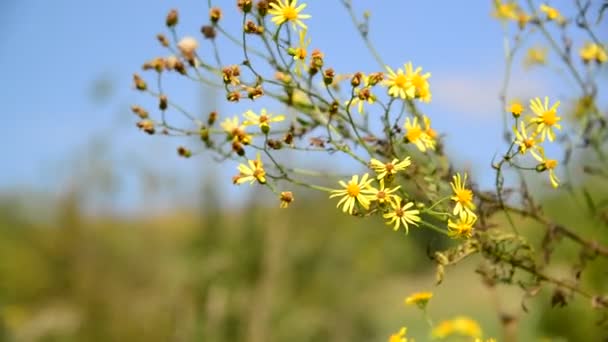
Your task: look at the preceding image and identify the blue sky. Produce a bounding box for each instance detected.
[0,0,606,213]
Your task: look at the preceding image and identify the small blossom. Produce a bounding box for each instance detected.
[533,149,560,188]
[268,0,311,30]
[388,327,409,342]
[580,42,608,64]
[243,108,285,134]
[329,174,375,215]
[383,201,421,233]
[384,64,414,99]
[404,117,435,152]
[524,47,548,68]
[492,0,519,21]
[540,3,565,25]
[279,191,294,208]
[347,86,376,114]
[432,316,482,339]
[404,62,432,102]
[363,180,401,207]
[404,291,433,309]
[450,172,476,217]
[234,153,266,185]
[529,96,561,142]
[513,121,542,157]
[290,29,310,76]
[369,157,411,180]
[448,211,477,239]
[508,100,524,117]
[221,116,251,144]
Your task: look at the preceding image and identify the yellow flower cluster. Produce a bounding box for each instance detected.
[448,172,477,239]
[580,42,608,64]
[404,291,432,309]
[492,0,530,28]
[384,62,431,102]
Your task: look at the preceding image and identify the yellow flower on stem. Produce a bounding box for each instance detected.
[384,64,415,99]
[383,201,421,233]
[533,149,560,188]
[363,179,401,207]
[422,115,438,140]
[540,3,565,25]
[529,96,561,142]
[329,174,375,215]
[492,0,519,21]
[234,153,266,185]
[404,117,435,152]
[508,100,524,118]
[513,121,542,157]
[447,211,477,239]
[221,116,252,144]
[388,327,409,342]
[279,191,294,208]
[347,87,376,114]
[404,291,433,309]
[369,157,411,180]
[580,42,608,64]
[268,0,311,30]
[432,316,482,339]
[404,62,432,102]
[524,47,548,68]
[243,108,285,134]
[450,172,476,217]
[290,29,310,76]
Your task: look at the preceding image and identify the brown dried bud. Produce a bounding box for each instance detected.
[311,49,324,68]
[137,119,155,134]
[210,7,222,23]
[329,101,339,115]
[207,111,218,125]
[201,25,216,39]
[323,68,335,86]
[222,65,241,85]
[247,85,264,100]
[367,72,384,86]
[257,0,269,16]
[244,21,263,34]
[156,34,169,47]
[232,140,245,156]
[177,146,192,158]
[131,105,149,119]
[227,91,241,102]
[283,132,294,145]
[166,9,178,27]
[351,72,363,87]
[143,58,165,73]
[237,0,253,13]
[133,74,147,91]
[159,94,168,110]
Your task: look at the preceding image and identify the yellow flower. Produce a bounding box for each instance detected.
[279,191,294,208]
[540,3,565,24]
[533,149,560,188]
[524,47,548,68]
[513,121,542,157]
[388,327,409,342]
[384,64,415,99]
[404,291,433,309]
[508,100,524,117]
[363,179,401,207]
[383,201,421,233]
[432,316,482,339]
[221,116,252,143]
[450,172,476,217]
[404,117,435,152]
[404,62,431,102]
[369,157,411,180]
[580,42,608,64]
[422,115,438,140]
[330,174,375,215]
[234,153,266,185]
[243,108,285,134]
[492,0,518,21]
[268,0,311,30]
[292,29,310,76]
[347,86,376,114]
[448,211,477,239]
[529,96,561,142]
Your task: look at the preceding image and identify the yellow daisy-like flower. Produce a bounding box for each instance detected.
[432,316,482,339]
[447,211,477,239]
[540,3,565,24]
[508,100,524,117]
[524,47,548,68]
[347,87,376,114]
[404,291,433,309]
[404,62,431,102]
[404,117,435,152]
[533,149,560,188]
[422,115,438,140]
[234,153,266,185]
[268,0,311,30]
[384,64,415,100]
[451,172,476,217]
[329,173,375,215]
[363,179,401,207]
[383,201,421,233]
[369,157,411,180]
[580,42,608,64]
[492,0,519,21]
[388,327,409,342]
[291,29,310,76]
[221,116,251,144]
[279,191,294,208]
[513,121,542,156]
[529,96,561,142]
[243,108,285,134]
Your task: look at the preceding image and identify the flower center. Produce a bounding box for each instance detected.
[259,115,269,123]
[395,207,404,217]
[385,163,394,172]
[253,168,265,179]
[524,138,534,148]
[394,74,408,88]
[376,191,386,200]
[542,110,557,125]
[544,159,557,169]
[456,189,473,204]
[282,6,298,20]
[346,183,360,197]
[406,127,422,142]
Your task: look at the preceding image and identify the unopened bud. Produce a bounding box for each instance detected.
[166,9,178,27]
[159,94,168,110]
[137,119,155,134]
[227,91,241,102]
[133,74,147,91]
[323,68,335,86]
[257,0,269,16]
[232,140,245,156]
[351,72,362,87]
[201,25,216,39]
[131,105,149,119]
[237,0,253,13]
[207,111,217,125]
[177,146,192,158]
[156,33,169,47]
[267,139,283,150]
[210,7,222,23]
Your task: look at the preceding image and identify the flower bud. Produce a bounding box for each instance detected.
[351,72,362,87]
[159,94,168,110]
[210,7,222,23]
[201,25,216,39]
[237,0,252,13]
[137,119,155,134]
[207,111,217,125]
[257,1,269,16]
[133,74,147,91]
[323,68,335,86]
[166,9,178,27]
[131,105,149,119]
[177,146,192,158]
[156,34,169,47]
[227,91,241,102]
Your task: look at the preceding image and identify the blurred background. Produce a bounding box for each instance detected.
[1,0,607,341]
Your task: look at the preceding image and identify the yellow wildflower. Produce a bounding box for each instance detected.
[540,3,565,24]
[234,153,266,185]
[363,179,401,207]
[529,96,561,142]
[279,191,294,208]
[404,291,433,309]
[508,100,524,117]
[580,42,608,64]
[268,0,311,30]
[369,157,411,180]
[383,201,421,233]
[533,149,560,188]
[291,29,310,76]
[221,116,252,144]
[524,47,548,68]
[432,316,482,339]
[388,327,409,342]
[514,121,542,157]
[404,117,435,152]
[492,0,519,21]
[329,174,375,215]
[448,211,477,239]
[404,62,431,102]
[347,86,376,114]
[243,108,285,134]
[384,64,415,99]
[422,115,438,140]
[450,172,476,217]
